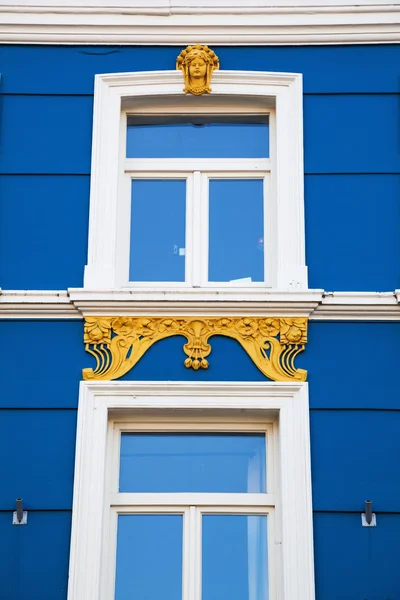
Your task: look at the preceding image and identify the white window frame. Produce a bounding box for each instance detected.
[123,161,272,289]
[105,417,277,600]
[84,70,307,296]
[67,381,315,600]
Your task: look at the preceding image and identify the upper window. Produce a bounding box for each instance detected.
[83,70,307,297]
[125,114,271,287]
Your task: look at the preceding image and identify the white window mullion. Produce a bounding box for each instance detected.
[188,506,198,600]
[194,507,202,600]
[263,174,274,288]
[124,158,271,173]
[183,507,192,600]
[116,173,132,288]
[199,173,209,286]
[192,171,202,287]
[109,492,276,506]
[104,508,119,600]
[185,173,194,286]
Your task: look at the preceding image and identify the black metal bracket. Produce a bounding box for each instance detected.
[361,500,376,527]
[12,498,28,525]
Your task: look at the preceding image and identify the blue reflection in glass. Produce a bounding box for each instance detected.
[119,433,266,493]
[129,179,186,282]
[127,121,269,158]
[115,514,183,600]
[209,179,264,282]
[202,515,268,600]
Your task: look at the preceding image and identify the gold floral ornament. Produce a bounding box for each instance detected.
[176,44,219,95]
[83,317,308,382]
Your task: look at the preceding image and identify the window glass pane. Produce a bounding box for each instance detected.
[129,179,186,282]
[119,433,266,493]
[127,116,269,158]
[202,515,268,600]
[209,179,264,282]
[115,514,183,600]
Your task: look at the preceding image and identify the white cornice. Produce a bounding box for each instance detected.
[1,3,400,45]
[312,291,400,320]
[1,289,400,320]
[0,290,80,319]
[68,288,324,318]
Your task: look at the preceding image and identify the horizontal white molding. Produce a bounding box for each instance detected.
[110,492,276,506]
[1,3,400,45]
[313,291,400,320]
[0,1,395,12]
[1,289,400,319]
[0,290,80,318]
[68,288,323,317]
[124,158,270,173]
[82,379,306,396]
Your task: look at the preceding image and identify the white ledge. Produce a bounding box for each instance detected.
[68,288,324,317]
[313,291,400,320]
[0,290,80,318]
[0,3,400,45]
[1,289,400,320]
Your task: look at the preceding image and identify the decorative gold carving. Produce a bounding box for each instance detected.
[83,317,308,382]
[176,44,219,95]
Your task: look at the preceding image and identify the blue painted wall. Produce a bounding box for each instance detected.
[314,513,400,600]
[1,44,400,600]
[1,319,399,598]
[1,320,399,409]
[0,512,71,600]
[1,45,400,290]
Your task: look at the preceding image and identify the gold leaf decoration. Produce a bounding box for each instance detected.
[83,317,308,382]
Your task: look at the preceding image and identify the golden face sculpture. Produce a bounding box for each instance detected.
[189,57,207,81]
[176,44,220,95]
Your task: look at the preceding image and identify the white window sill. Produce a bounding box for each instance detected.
[68,287,324,317]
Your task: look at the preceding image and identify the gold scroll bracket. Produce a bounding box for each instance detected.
[83,317,308,382]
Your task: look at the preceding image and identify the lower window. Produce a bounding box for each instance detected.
[67,382,314,600]
[105,421,277,600]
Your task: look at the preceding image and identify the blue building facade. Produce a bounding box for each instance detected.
[1,7,400,598]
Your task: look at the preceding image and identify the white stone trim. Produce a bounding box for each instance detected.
[69,288,323,317]
[67,380,315,600]
[84,69,307,294]
[1,2,400,45]
[0,290,80,318]
[313,291,400,320]
[1,289,400,319]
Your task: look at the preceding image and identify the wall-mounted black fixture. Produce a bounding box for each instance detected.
[12,498,28,525]
[361,499,376,527]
